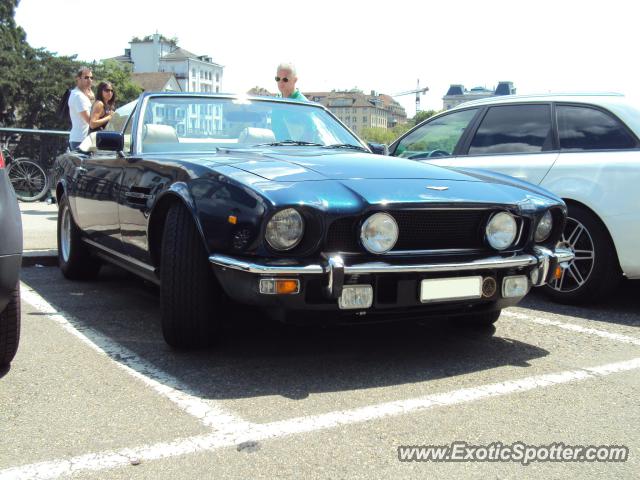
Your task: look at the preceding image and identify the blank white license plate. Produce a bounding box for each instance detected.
[420,276,483,303]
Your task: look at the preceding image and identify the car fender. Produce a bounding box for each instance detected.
[147,182,205,268]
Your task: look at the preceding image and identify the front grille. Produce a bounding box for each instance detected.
[325,209,493,253]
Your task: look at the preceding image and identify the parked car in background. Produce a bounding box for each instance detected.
[54,92,572,349]
[0,149,23,366]
[389,93,640,304]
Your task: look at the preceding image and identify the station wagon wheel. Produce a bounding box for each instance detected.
[57,193,101,280]
[543,204,620,304]
[160,202,225,349]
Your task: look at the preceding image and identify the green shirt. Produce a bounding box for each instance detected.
[278,89,308,102]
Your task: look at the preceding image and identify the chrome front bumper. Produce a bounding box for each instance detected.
[210,247,574,298]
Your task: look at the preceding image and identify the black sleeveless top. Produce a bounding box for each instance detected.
[89,101,114,133]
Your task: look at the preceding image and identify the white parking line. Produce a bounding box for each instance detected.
[503,310,640,346]
[3,356,639,480]
[20,284,252,431]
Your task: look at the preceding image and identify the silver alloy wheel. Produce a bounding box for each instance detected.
[550,216,595,293]
[60,205,71,262]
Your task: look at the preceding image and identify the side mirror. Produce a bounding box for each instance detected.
[367,142,388,155]
[96,131,124,152]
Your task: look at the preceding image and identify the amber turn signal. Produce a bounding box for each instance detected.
[259,278,300,295]
[554,265,563,279]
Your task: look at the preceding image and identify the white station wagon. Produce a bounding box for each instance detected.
[389,93,640,304]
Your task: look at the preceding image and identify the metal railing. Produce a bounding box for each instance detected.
[0,127,70,169]
[1,127,70,201]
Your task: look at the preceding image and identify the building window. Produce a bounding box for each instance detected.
[363,116,367,123]
[216,73,220,82]
[192,68,196,78]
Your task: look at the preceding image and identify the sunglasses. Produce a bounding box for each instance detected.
[275,76,289,83]
[83,76,93,80]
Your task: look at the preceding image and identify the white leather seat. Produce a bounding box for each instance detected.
[238,127,275,145]
[142,124,178,144]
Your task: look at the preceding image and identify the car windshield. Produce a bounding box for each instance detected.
[139,96,363,153]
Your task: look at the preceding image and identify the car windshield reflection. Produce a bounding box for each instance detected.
[139,96,364,153]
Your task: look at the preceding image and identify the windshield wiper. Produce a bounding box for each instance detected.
[324,143,368,152]
[254,140,324,147]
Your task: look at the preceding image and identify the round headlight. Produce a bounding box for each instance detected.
[360,212,399,254]
[265,208,304,250]
[534,210,553,243]
[486,211,518,250]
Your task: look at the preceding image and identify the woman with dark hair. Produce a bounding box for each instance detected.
[89,82,116,132]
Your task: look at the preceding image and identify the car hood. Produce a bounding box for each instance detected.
[226,149,480,182]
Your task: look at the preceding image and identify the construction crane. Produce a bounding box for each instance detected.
[392,79,429,113]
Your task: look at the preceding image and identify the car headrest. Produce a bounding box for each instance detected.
[78,132,97,153]
[142,124,178,144]
[238,127,275,145]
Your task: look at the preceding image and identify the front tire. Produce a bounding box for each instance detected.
[0,283,20,367]
[57,194,101,280]
[160,203,225,349]
[543,204,620,304]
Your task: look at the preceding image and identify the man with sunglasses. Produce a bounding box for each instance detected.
[275,63,307,101]
[68,67,95,150]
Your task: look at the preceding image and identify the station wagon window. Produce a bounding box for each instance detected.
[556,105,637,151]
[468,104,552,155]
[394,108,477,159]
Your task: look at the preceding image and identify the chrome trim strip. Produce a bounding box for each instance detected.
[82,238,156,273]
[342,255,538,274]
[210,254,326,274]
[210,253,540,275]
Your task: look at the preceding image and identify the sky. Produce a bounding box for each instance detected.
[14,0,639,118]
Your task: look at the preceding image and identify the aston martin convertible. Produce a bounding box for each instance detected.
[54,92,573,348]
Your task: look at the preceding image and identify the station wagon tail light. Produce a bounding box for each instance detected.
[265,208,304,250]
[0,151,5,169]
[486,211,517,250]
[534,210,553,243]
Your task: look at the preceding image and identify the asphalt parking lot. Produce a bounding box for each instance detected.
[1,266,639,479]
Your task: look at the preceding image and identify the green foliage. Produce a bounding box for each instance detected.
[0,0,29,125]
[0,1,142,130]
[412,109,439,125]
[360,123,414,144]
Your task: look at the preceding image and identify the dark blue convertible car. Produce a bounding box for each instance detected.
[54,93,573,348]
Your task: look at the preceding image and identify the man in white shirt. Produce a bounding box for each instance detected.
[68,67,94,150]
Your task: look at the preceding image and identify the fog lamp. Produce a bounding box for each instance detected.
[502,275,529,298]
[259,278,300,295]
[338,285,373,310]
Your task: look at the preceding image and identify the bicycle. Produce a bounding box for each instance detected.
[1,136,49,202]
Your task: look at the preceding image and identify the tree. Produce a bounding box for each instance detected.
[412,109,439,125]
[360,123,414,144]
[0,0,29,125]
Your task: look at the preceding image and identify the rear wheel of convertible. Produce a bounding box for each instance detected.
[160,202,223,349]
[0,283,20,367]
[458,310,501,328]
[57,193,101,280]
